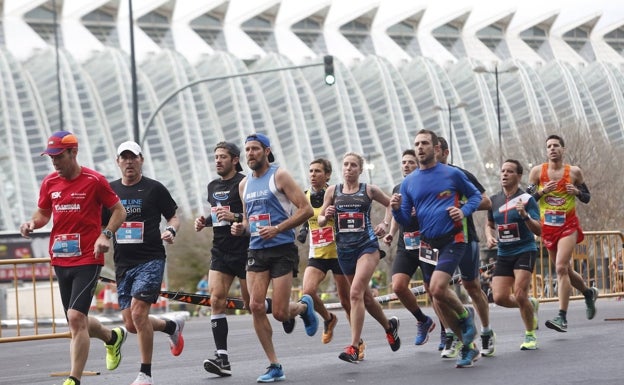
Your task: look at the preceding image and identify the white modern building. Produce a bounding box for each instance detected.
[1,0,623,231]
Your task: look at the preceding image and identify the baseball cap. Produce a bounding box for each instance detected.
[215,141,243,172]
[41,131,79,156]
[117,141,142,156]
[245,133,275,162]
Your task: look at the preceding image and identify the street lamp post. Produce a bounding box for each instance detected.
[433,101,467,164]
[140,60,330,147]
[473,64,519,166]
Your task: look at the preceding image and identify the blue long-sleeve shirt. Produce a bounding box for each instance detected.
[393,162,481,240]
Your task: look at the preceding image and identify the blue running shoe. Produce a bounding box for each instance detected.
[414,316,435,345]
[459,307,476,345]
[257,364,285,383]
[299,294,318,336]
[456,344,480,368]
[438,329,446,351]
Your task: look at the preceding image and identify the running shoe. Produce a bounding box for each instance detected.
[545,315,568,332]
[414,316,435,345]
[529,297,540,330]
[322,313,338,344]
[357,339,366,361]
[480,330,496,357]
[298,294,318,336]
[62,378,76,385]
[520,332,538,350]
[385,316,401,351]
[441,333,463,359]
[131,372,153,385]
[438,329,446,351]
[282,318,296,334]
[204,353,232,377]
[105,326,127,370]
[458,306,477,345]
[257,363,285,383]
[168,316,185,356]
[338,345,359,364]
[456,343,480,368]
[585,287,599,320]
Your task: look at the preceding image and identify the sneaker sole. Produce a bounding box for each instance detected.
[520,344,538,350]
[203,361,232,377]
[545,320,567,333]
[338,355,359,364]
[300,295,318,336]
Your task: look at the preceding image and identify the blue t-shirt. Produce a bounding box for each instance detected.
[393,162,481,240]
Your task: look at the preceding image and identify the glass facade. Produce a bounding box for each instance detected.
[0,0,623,231]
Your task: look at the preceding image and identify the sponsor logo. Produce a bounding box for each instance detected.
[51,191,61,199]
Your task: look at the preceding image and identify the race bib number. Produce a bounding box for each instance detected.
[544,210,566,227]
[337,212,365,232]
[497,223,520,243]
[249,213,271,236]
[52,233,82,258]
[404,231,420,250]
[311,227,335,248]
[211,205,231,227]
[418,241,438,266]
[116,221,144,244]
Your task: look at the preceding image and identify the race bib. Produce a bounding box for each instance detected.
[337,212,365,232]
[419,241,438,265]
[116,221,144,244]
[544,210,566,227]
[311,227,335,248]
[249,213,271,236]
[52,233,82,257]
[211,205,231,227]
[497,223,520,243]
[404,231,421,250]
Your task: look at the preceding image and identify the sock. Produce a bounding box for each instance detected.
[481,326,491,334]
[558,309,567,320]
[140,363,151,377]
[411,308,427,323]
[163,319,177,335]
[457,308,469,320]
[211,314,229,352]
[68,376,80,385]
[525,330,535,336]
[106,331,118,346]
[440,323,446,334]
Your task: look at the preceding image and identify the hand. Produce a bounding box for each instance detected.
[486,236,497,249]
[565,183,579,196]
[446,207,464,222]
[374,222,388,237]
[194,216,206,232]
[93,235,111,255]
[231,222,245,236]
[541,180,558,195]
[325,205,336,217]
[515,200,527,218]
[20,220,35,238]
[390,193,402,210]
[215,206,233,223]
[383,233,393,246]
[161,229,175,244]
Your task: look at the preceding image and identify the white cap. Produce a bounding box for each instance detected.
[117,141,142,156]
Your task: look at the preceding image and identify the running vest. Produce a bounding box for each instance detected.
[243,165,294,249]
[538,163,577,226]
[333,183,376,249]
[306,189,337,259]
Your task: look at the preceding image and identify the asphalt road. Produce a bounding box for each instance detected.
[2,299,623,385]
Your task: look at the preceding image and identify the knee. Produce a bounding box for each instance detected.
[272,308,289,322]
[249,300,267,317]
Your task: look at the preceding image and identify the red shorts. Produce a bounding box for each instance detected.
[542,215,584,250]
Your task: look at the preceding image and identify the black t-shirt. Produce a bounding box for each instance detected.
[106,176,178,270]
[392,183,419,252]
[207,172,249,254]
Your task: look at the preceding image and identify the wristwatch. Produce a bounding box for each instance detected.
[233,213,243,223]
[165,226,177,237]
[102,229,113,239]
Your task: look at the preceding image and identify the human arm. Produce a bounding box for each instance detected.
[19,208,52,238]
[161,213,180,244]
[567,166,590,204]
[231,177,248,237]
[317,185,336,228]
[515,198,541,236]
[258,168,313,239]
[96,201,126,255]
[484,209,498,249]
[369,184,391,237]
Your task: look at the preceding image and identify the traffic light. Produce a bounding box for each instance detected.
[324,55,335,85]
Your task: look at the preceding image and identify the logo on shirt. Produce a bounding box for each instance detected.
[213,191,230,201]
[437,190,452,199]
[51,191,61,200]
[545,196,565,206]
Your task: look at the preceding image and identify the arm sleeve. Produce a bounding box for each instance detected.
[577,183,590,204]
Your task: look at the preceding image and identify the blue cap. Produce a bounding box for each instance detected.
[245,133,275,162]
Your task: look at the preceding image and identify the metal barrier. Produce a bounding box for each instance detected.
[531,230,624,302]
[0,258,70,343]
